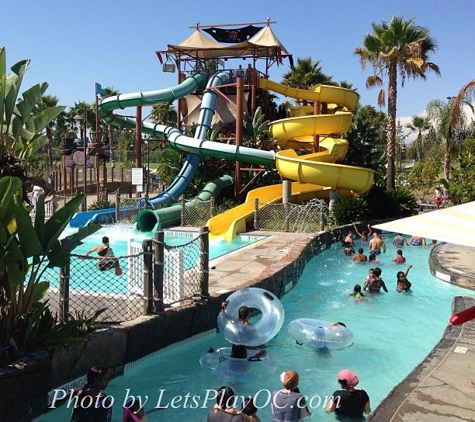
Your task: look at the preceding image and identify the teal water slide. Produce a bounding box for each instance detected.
[69,71,275,229]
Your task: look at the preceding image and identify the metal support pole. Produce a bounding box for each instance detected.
[200,226,209,297]
[154,231,165,312]
[142,239,153,314]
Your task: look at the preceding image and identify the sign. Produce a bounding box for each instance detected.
[132,168,144,185]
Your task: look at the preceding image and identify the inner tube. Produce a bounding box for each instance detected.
[217,287,285,347]
[199,347,276,382]
[287,318,354,350]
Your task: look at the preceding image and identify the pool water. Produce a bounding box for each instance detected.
[36,234,468,421]
[66,225,264,259]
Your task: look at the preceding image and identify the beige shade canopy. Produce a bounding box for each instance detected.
[372,202,475,248]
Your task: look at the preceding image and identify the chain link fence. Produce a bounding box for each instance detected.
[115,193,152,224]
[253,198,328,233]
[44,228,210,323]
[181,197,215,227]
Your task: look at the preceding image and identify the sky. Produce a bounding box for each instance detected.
[3,0,474,139]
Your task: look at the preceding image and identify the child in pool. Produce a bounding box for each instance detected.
[350,284,365,300]
[397,265,413,292]
[391,249,406,264]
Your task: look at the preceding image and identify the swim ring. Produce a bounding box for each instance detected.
[217,287,285,347]
[287,318,354,350]
[199,347,276,382]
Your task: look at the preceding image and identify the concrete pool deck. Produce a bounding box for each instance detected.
[207,234,475,421]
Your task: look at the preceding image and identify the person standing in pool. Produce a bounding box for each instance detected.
[364,267,388,293]
[409,235,426,246]
[353,223,372,243]
[352,248,368,262]
[369,233,386,255]
[271,370,310,422]
[393,233,409,247]
[326,369,371,419]
[70,366,112,422]
[85,236,120,271]
[396,265,413,292]
[208,386,246,422]
[391,249,406,264]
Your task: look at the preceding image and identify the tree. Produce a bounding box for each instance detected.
[354,16,440,191]
[282,57,334,90]
[405,115,431,161]
[426,95,473,182]
[0,48,64,186]
[35,94,60,166]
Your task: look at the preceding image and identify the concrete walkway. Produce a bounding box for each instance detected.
[369,243,475,421]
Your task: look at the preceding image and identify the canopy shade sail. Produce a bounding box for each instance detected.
[372,202,475,248]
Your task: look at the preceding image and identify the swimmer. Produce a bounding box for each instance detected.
[369,233,386,255]
[391,249,406,264]
[410,235,426,246]
[239,306,251,325]
[353,223,372,243]
[396,265,413,292]
[352,248,368,262]
[368,253,378,263]
[392,233,409,247]
[350,284,365,300]
[364,267,388,293]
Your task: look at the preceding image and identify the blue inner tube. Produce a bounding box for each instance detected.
[287,318,354,350]
[217,287,285,347]
[199,347,276,382]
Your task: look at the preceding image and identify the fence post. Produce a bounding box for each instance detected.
[253,198,259,229]
[199,226,209,297]
[59,263,70,323]
[154,231,165,312]
[142,239,153,314]
[210,197,215,218]
[116,190,120,222]
[180,195,185,226]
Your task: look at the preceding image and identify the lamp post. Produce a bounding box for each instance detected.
[74,111,87,211]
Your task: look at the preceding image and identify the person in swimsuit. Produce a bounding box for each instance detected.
[368,233,386,255]
[86,236,120,271]
[352,248,368,262]
[353,223,372,243]
[410,235,426,246]
[392,233,409,247]
[326,369,371,418]
[433,185,445,209]
[363,267,388,293]
[391,249,406,264]
[271,370,310,422]
[396,265,413,292]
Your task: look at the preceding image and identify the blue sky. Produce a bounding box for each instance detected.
[3,0,474,136]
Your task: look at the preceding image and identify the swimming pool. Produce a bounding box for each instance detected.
[36,234,467,421]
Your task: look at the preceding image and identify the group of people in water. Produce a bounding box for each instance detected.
[342,224,438,296]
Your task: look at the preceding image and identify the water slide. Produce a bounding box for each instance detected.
[70,71,276,229]
[206,79,374,239]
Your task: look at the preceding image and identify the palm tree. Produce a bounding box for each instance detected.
[36,95,60,166]
[282,57,333,90]
[354,16,440,190]
[427,82,475,182]
[405,115,431,161]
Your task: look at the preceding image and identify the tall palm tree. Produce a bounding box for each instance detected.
[405,115,431,161]
[282,57,333,90]
[427,81,475,182]
[354,16,440,190]
[36,95,60,166]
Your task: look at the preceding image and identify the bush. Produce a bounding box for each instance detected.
[330,196,369,226]
[365,186,418,219]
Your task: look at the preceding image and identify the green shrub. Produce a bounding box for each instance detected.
[330,196,369,226]
[365,186,418,219]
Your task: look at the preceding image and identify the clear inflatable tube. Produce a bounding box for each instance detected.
[217,287,285,347]
[199,347,276,382]
[287,318,354,350]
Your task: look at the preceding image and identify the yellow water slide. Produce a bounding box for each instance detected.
[208,78,374,239]
[261,78,374,195]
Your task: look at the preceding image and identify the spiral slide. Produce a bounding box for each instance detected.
[206,79,374,239]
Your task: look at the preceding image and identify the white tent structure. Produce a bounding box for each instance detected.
[373,201,475,248]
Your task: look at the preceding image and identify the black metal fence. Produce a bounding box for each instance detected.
[45,228,210,323]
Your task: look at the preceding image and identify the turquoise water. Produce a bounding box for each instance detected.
[36,234,469,421]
